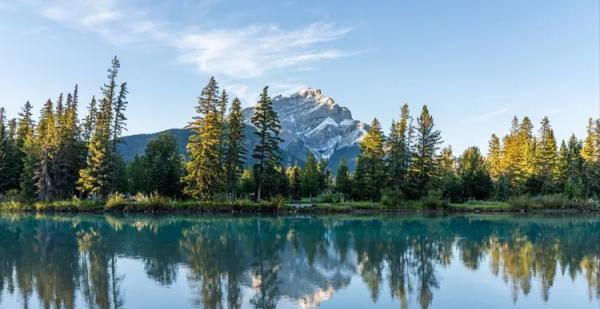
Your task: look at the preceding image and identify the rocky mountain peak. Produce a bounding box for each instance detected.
[243,87,368,162]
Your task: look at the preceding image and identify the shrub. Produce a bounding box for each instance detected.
[318,193,342,203]
[421,190,448,209]
[133,192,170,210]
[269,195,287,209]
[381,188,405,208]
[106,192,127,210]
[508,195,537,210]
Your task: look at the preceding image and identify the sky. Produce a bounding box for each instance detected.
[0,0,598,152]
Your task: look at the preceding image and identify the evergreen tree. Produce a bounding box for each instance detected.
[0,107,8,193]
[78,57,122,198]
[34,99,56,200]
[334,159,353,200]
[239,169,255,198]
[533,116,558,193]
[111,82,128,151]
[225,97,245,198]
[317,158,331,194]
[581,118,597,163]
[4,118,21,191]
[183,77,222,198]
[407,106,442,198]
[386,104,412,192]
[354,118,386,200]
[565,135,585,198]
[82,96,98,143]
[288,162,302,200]
[301,153,320,199]
[554,141,568,190]
[251,86,282,201]
[53,86,83,198]
[217,89,228,177]
[458,146,492,200]
[138,133,183,196]
[127,155,148,195]
[438,146,461,202]
[487,134,502,180]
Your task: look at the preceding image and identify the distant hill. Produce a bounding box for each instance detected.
[118,88,368,171]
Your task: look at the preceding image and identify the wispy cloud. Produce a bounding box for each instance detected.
[474,106,511,121]
[176,23,353,78]
[19,0,354,82]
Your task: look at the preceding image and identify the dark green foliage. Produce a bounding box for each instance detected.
[406,105,442,199]
[128,133,183,196]
[225,97,246,198]
[251,86,282,201]
[458,147,492,200]
[301,153,320,198]
[334,159,353,199]
[353,118,385,201]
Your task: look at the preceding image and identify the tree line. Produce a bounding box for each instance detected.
[1,58,599,204]
[0,56,129,201]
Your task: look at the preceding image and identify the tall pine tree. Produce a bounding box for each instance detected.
[183,77,222,198]
[224,97,246,198]
[407,105,442,198]
[251,86,282,201]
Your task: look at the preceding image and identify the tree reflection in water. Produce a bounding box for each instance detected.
[0,214,598,309]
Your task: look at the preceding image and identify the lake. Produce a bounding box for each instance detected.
[0,214,598,309]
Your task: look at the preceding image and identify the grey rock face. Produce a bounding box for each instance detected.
[243,88,369,162]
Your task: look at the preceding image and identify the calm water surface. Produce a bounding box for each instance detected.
[0,214,598,309]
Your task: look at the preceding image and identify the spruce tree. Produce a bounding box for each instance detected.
[301,153,320,199]
[34,99,56,200]
[111,82,128,151]
[554,141,568,190]
[78,57,122,198]
[581,118,597,163]
[386,104,412,192]
[288,162,302,200]
[334,159,353,200]
[487,134,502,180]
[534,116,558,193]
[251,86,282,201]
[82,96,98,143]
[458,146,492,200]
[407,106,442,198]
[183,77,222,198]
[224,97,246,198]
[354,118,386,201]
[0,107,8,193]
[565,135,585,198]
[140,133,183,196]
[4,118,21,191]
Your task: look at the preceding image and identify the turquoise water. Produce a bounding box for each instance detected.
[0,214,598,309]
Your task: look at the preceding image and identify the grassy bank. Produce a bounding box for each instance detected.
[1,193,598,214]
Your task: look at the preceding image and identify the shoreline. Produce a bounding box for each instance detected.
[1,201,598,215]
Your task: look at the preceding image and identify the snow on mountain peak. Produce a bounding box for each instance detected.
[243,87,369,162]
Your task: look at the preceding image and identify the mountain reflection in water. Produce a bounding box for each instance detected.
[0,214,598,309]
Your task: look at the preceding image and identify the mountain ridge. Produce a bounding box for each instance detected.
[118,88,368,171]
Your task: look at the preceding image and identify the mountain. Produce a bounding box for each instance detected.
[118,88,368,171]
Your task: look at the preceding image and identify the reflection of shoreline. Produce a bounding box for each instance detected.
[0,215,597,309]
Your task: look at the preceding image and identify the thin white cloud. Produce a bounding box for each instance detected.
[20,0,354,80]
[474,106,511,121]
[176,23,353,78]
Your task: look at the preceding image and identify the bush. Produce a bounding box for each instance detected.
[507,195,538,210]
[533,194,568,209]
[269,195,287,209]
[133,192,170,210]
[381,188,405,208]
[317,193,342,203]
[106,192,127,210]
[421,190,448,209]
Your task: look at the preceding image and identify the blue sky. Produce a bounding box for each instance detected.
[0,0,598,152]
